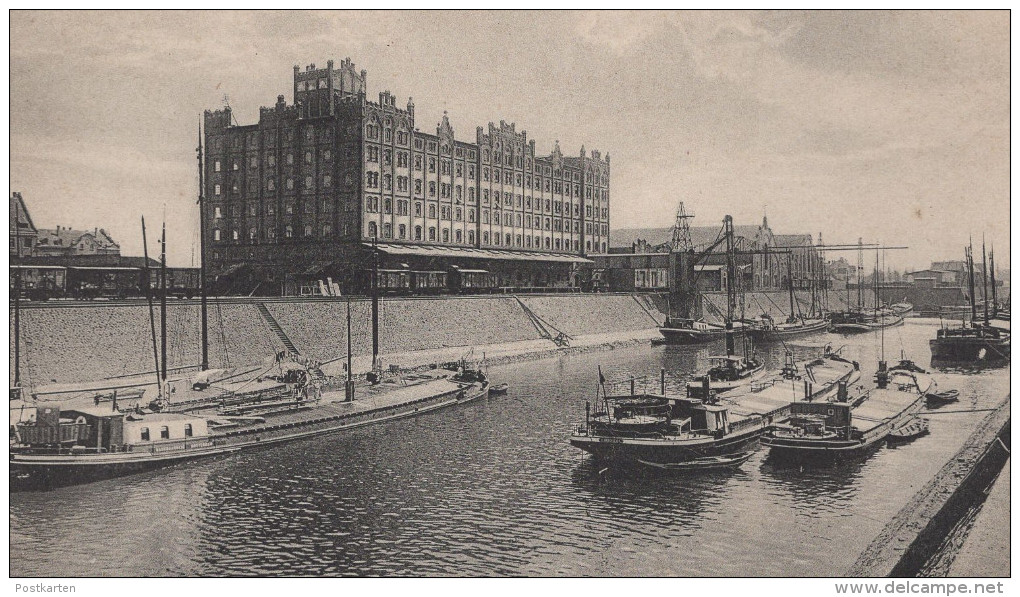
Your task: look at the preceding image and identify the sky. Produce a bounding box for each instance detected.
[9,10,1011,270]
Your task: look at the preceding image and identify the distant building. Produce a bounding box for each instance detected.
[34,226,120,257]
[611,216,824,292]
[9,192,37,257]
[203,59,608,295]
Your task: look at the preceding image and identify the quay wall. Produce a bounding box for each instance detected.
[847,396,1011,577]
[12,289,864,387]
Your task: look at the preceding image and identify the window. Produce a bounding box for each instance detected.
[429,181,436,197]
[160,426,170,440]
[323,175,332,188]
[414,155,422,170]
[429,158,436,173]
[429,227,436,241]
[213,228,221,241]
[249,227,257,241]
[415,179,423,195]
[214,206,223,219]
[429,204,436,218]
[214,160,221,172]
[287,153,294,165]
[323,150,331,161]
[305,176,314,190]
[384,198,392,214]
[268,155,276,167]
[397,152,408,168]
[383,175,392,191]
[415,202,423,216]
[267,178,276,191]
[304,151,313,165]
[184,424,193,438]
[442,229,450,243]
[323,224,332,237]
[232,230,239,241]
[398,224,406,239]
[368,221,378,238]
[367,147,379,162]
[383,149,392,165]
[383,223,392,239]
[285,225,293,238]
[232,161,239,171]
[468,209,476,223]
[468,230,475,244]
[483,231,490,244]
[140,427,150,441]
[455,230,462,243]
[415,226,422,240]
[286,178,295,190]
[214,184,221,196]
[366,172,379,189]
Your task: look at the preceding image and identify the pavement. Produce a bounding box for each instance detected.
[948,458,1011,577]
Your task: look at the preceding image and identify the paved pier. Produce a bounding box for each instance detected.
[948,459,1010,577]
[847,396,1011,577]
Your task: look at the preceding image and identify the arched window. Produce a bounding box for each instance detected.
[304,225,313,237]
[213,229,221,241]
[368,222,378,238]
[442,229,450,243]
[428,227,436,241]
[455,230,462,243]
[285,225,293,238]
[383,223,392,239]
[160,426,170,440]
[415,226,422,241]
[505,234,511,246]
[322,224,332,237]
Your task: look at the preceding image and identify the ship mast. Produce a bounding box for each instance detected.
[856,237,863,312]
[197,121,209,371]
[160,220,168,382]
[371,232,380,373]
[13,198,22,394]
[141,217,162,399]
[990,243,998,318]
[786,255,796,323]
[981,235,989,325]
[967,239,977,325]
[724,215,736,357]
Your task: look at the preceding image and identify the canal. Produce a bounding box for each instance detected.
[9,320,1009,576]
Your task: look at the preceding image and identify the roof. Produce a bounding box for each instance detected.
[11,255,158,268]
[35,226,119,250]
[9,193,37,234]
[367,243,593,264]
[772,234,813,247]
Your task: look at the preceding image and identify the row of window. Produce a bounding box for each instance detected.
[138,424,194,441]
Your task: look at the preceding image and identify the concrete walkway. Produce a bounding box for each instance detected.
[948,458,1011,577]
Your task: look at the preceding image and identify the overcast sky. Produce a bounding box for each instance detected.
[10,10,1010,270]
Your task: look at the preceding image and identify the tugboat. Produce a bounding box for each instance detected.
[930,239,1010,365]
[569,370,764,470]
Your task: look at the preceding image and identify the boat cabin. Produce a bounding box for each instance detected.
[690,403,730,436]
[786,401,851,437]
[13,404,210,453]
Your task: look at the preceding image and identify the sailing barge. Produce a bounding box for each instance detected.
[929,239,1010,364]
[760,366,932,462]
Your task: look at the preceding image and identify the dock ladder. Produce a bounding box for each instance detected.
[256,302,300,355]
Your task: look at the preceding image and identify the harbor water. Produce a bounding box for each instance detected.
[9,320,1009,577]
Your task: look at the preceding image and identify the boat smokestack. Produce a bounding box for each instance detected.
[837,382,848,402]
[876,361,889,389]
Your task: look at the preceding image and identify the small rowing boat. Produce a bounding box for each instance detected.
[636,451,754,471]
[925,389,960,406]
[887,418,930,443]
[489,383,509,395]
